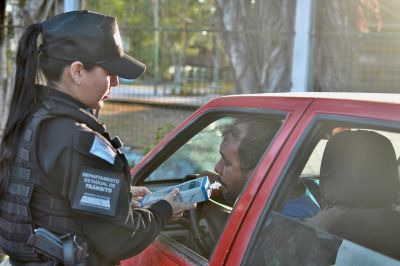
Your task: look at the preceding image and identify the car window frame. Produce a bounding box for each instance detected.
[130,107,288,261]
[241,114,400,265]
[144,116,236,183]
[133,107,287,185]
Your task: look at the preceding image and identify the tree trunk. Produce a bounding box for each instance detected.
[0,0,59,140]
[211,30,222,93]
[0,0,10,139]
[173,0,190,94]
[314,0,399,93]
[313,1,358,92]
[214,0,295,93]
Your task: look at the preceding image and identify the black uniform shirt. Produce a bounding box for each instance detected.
[34,88,172,263]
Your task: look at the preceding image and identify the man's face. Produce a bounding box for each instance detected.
[214,132,246,205]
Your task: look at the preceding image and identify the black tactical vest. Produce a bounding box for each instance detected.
[0,97,131,263]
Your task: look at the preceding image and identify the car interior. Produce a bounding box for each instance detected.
[245,121,400,264]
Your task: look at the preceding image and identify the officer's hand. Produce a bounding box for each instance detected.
[164,188,196,219]
[130,186,151,208]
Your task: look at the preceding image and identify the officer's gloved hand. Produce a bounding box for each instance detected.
[164,188,196,219]
[130,186,151,208]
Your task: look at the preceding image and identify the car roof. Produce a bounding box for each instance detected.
[222,92,400,104]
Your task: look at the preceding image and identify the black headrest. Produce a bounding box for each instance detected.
[320,130,399,208]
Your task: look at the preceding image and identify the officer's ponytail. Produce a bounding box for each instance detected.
[13,23,43,109]
[0,23,43,194]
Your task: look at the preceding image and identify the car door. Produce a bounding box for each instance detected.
[121,95,312,266]
[238,97,400,265]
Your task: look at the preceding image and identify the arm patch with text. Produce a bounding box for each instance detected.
[72,166,123,216]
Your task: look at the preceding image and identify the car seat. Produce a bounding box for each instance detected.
[305,130,400,259]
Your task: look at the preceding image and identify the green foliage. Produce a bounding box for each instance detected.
[84,0,221,84]
[144,122,175,155]
[85,0,153,76]
[128,159,136,169]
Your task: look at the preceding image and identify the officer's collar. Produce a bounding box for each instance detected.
[44,86,89,110]
[38,85,108,134]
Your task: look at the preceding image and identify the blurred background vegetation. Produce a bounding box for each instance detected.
[1,0,400,153]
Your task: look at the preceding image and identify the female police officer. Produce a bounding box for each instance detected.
[0,10,194,265]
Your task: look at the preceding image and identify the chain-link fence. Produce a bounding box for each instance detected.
[91,1,295,150]
[103,0,399,152]
[100,27,239,152]
[3,0,400,151]
[313,0,400,93]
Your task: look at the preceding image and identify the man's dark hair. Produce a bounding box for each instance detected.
[222,117,281,175]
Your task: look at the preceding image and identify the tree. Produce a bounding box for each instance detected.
[214,0,296,93]
[85,0,219,87]
[172,0,189,92]
[313,0,398,93]
[313,1,358,92]
[84,0,154,75]
[0,1,10,139]
[0,0,60,140]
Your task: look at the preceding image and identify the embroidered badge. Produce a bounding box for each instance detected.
[90,135,116,165]
[72,167,123,216]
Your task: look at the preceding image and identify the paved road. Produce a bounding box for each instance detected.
[109,84,220,108]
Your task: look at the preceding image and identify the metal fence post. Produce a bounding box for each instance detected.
[291,0,315,92]
[153,0,160,95]
[63,0,80,12]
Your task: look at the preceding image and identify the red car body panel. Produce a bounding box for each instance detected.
[225,97,400,265]
[123,93,400,266]
[121,242,186,266]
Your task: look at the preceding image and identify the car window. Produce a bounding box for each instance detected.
[301,139,327,176]
[244,122,400,265]
[146,117,233,181]
[140,112,284,260]
[246,212,400,265]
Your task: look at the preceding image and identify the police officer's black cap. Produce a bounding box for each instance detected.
[42,10,145,79]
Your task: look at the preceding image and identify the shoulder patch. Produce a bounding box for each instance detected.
[90,135,116,165]
[72,167,123,216]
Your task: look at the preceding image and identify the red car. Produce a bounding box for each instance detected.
[122,93,400,265]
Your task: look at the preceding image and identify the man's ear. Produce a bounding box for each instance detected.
[69,61,85,85]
